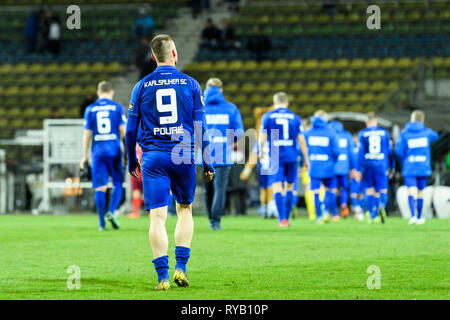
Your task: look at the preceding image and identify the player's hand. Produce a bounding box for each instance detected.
[130,160,141,179]
[302,159,310,171]
[80,157,87,169]
[203,163,215,182]
[354,171,362,182]
[240,166,251,181]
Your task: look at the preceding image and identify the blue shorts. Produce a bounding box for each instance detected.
[404,176,427,190]
[310,176,337,191]
[141,151,196,210]
[91,154,123,189]
[269,161,298,185]
[363,166,388,192]
[257,162,271,189]
[349,178,363,195]
[335,174,348,189]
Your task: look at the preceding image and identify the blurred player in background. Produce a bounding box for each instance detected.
[329,121,356,219]
[126,35,214,290]
[349,134,365,220]
[395,110,438,225]
[304,110,338,224]
[203,77,244,231]
[259,92,308,227]
[240,106,278,219]
[356,112,393,224]
[80,81,125,231]
[127,144,144,218]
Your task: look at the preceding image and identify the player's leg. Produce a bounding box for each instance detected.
[142,152,172,290]
[324,177,338,221]
[91,157,108,230]
[310,178,324,223]
[416,177,427,224]
[301,168,316,220]
[105,154,123,229]
[127,189,143,218]
[170,162,197,286]
[259,187,268,217]
[283,162,298,224]
[271,164,286,226]
[204,174,214,224]
[404,176,417,223]
[338,175,350,217]
[210,166,231,230]
[364,170,379,223]
[173,202,193,287]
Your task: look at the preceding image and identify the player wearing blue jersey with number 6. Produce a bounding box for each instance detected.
[259,92,309,227]
[125,35,215,291]
[395,110,438,225]
[81,81,125,232]
[356,112,394,224]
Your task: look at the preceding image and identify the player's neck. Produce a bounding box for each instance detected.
[157,62,176,68]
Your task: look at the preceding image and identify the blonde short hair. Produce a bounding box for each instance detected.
[97,81,113,93]
[273,92,289,105]
[205,77,223,89]
[411,110,425,123]
[314,109,328,121]
[150,34,175,63]
[366,111,377,122]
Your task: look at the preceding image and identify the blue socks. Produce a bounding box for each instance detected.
[367,195,378,219]
[379,193,388,209]
[274,192,285,222]
[417,198,424,219]
[285,191,293,221]
[175,246,190,272]
[329,192,338,217]
[314,192,322,219]
[108,185,123,214]
[94,191,106,227]
[152,255,170,281]
[408,195,416,218]
[340,188,348,207]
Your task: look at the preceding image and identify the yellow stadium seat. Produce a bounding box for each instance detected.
[75,63,90,73]
[443,57,450,67]
[29,63,43,73]
[327,93,343,104]
[333,105,348,112]
[289,59,304,69]
[274,60,289,69]
[350,59,365,69]
[241,83,256,93]
[67,86,83,95]
[59,62,74,73]
[371,81,386,91]
[91,62,106,73]
[224,83,239,94]
[242,60,258,70]
[318,59,334,69]
[5,86,19,96]
[214,60,228,71]
[360,92,375,103]
[249,94,264,105]
[0,64,13,74]
[366,58,380,68]
[14,63,28,73]
[300,104,316,115]
[304,59,319,69]
[311,93,326,103]
[256,82,272,93]
[432,57,444,68]
[380,58,396,68]
[343,93,359,103]
[335,59,349,69]
[304,82,320,92]
[259,60,273,70]
[273,82,287,91]
[349,105,366,113]
[354,81,369,91]
[228,60,243,70]
[22,86,35,96]
[43,63,59,73]
[296,93,311,103]
[397,57,412,68]
[106,62,122,73]
[322,82,336,92]
[288,82,303,92]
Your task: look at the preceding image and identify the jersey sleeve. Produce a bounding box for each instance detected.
[395,132,405,162]
[128,81,142,118]
[297,116,303,135]
[83,107,92,130]
[386,131,395,170]
[429,129,439,142]
[260,113,269,133]
[232,106,245,139]
[118,104,126,126]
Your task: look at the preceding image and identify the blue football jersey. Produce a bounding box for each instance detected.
[84,98,126,158]
[128,65,205,160]
[395,121,438,177]
[357,126,392,171]
[260,107,302,163]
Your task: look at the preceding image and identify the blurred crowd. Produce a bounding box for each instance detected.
[25,8,61,56]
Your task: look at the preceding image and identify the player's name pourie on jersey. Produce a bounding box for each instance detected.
[144,78,188,88]
[154,124,184,135]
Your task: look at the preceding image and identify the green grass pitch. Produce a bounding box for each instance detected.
[0,214,448,300]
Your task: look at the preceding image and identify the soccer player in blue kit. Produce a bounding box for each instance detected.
[125,35,215,290]
[356,112,394,223]
[81,81,125,231]
[395,110,438,225]
[304,110,338,224]
[329,121,356,219]
[259,92,309,227]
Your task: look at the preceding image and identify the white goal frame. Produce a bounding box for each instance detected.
[37,119,130,214]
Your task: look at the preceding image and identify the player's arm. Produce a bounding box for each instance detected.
[240,147,258,181]
[193,81,215,182]
[80,108,92,169]
[297,133,309,170]
[125,82,142,178]
[258,113,268,161]
[80,129,91,169]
